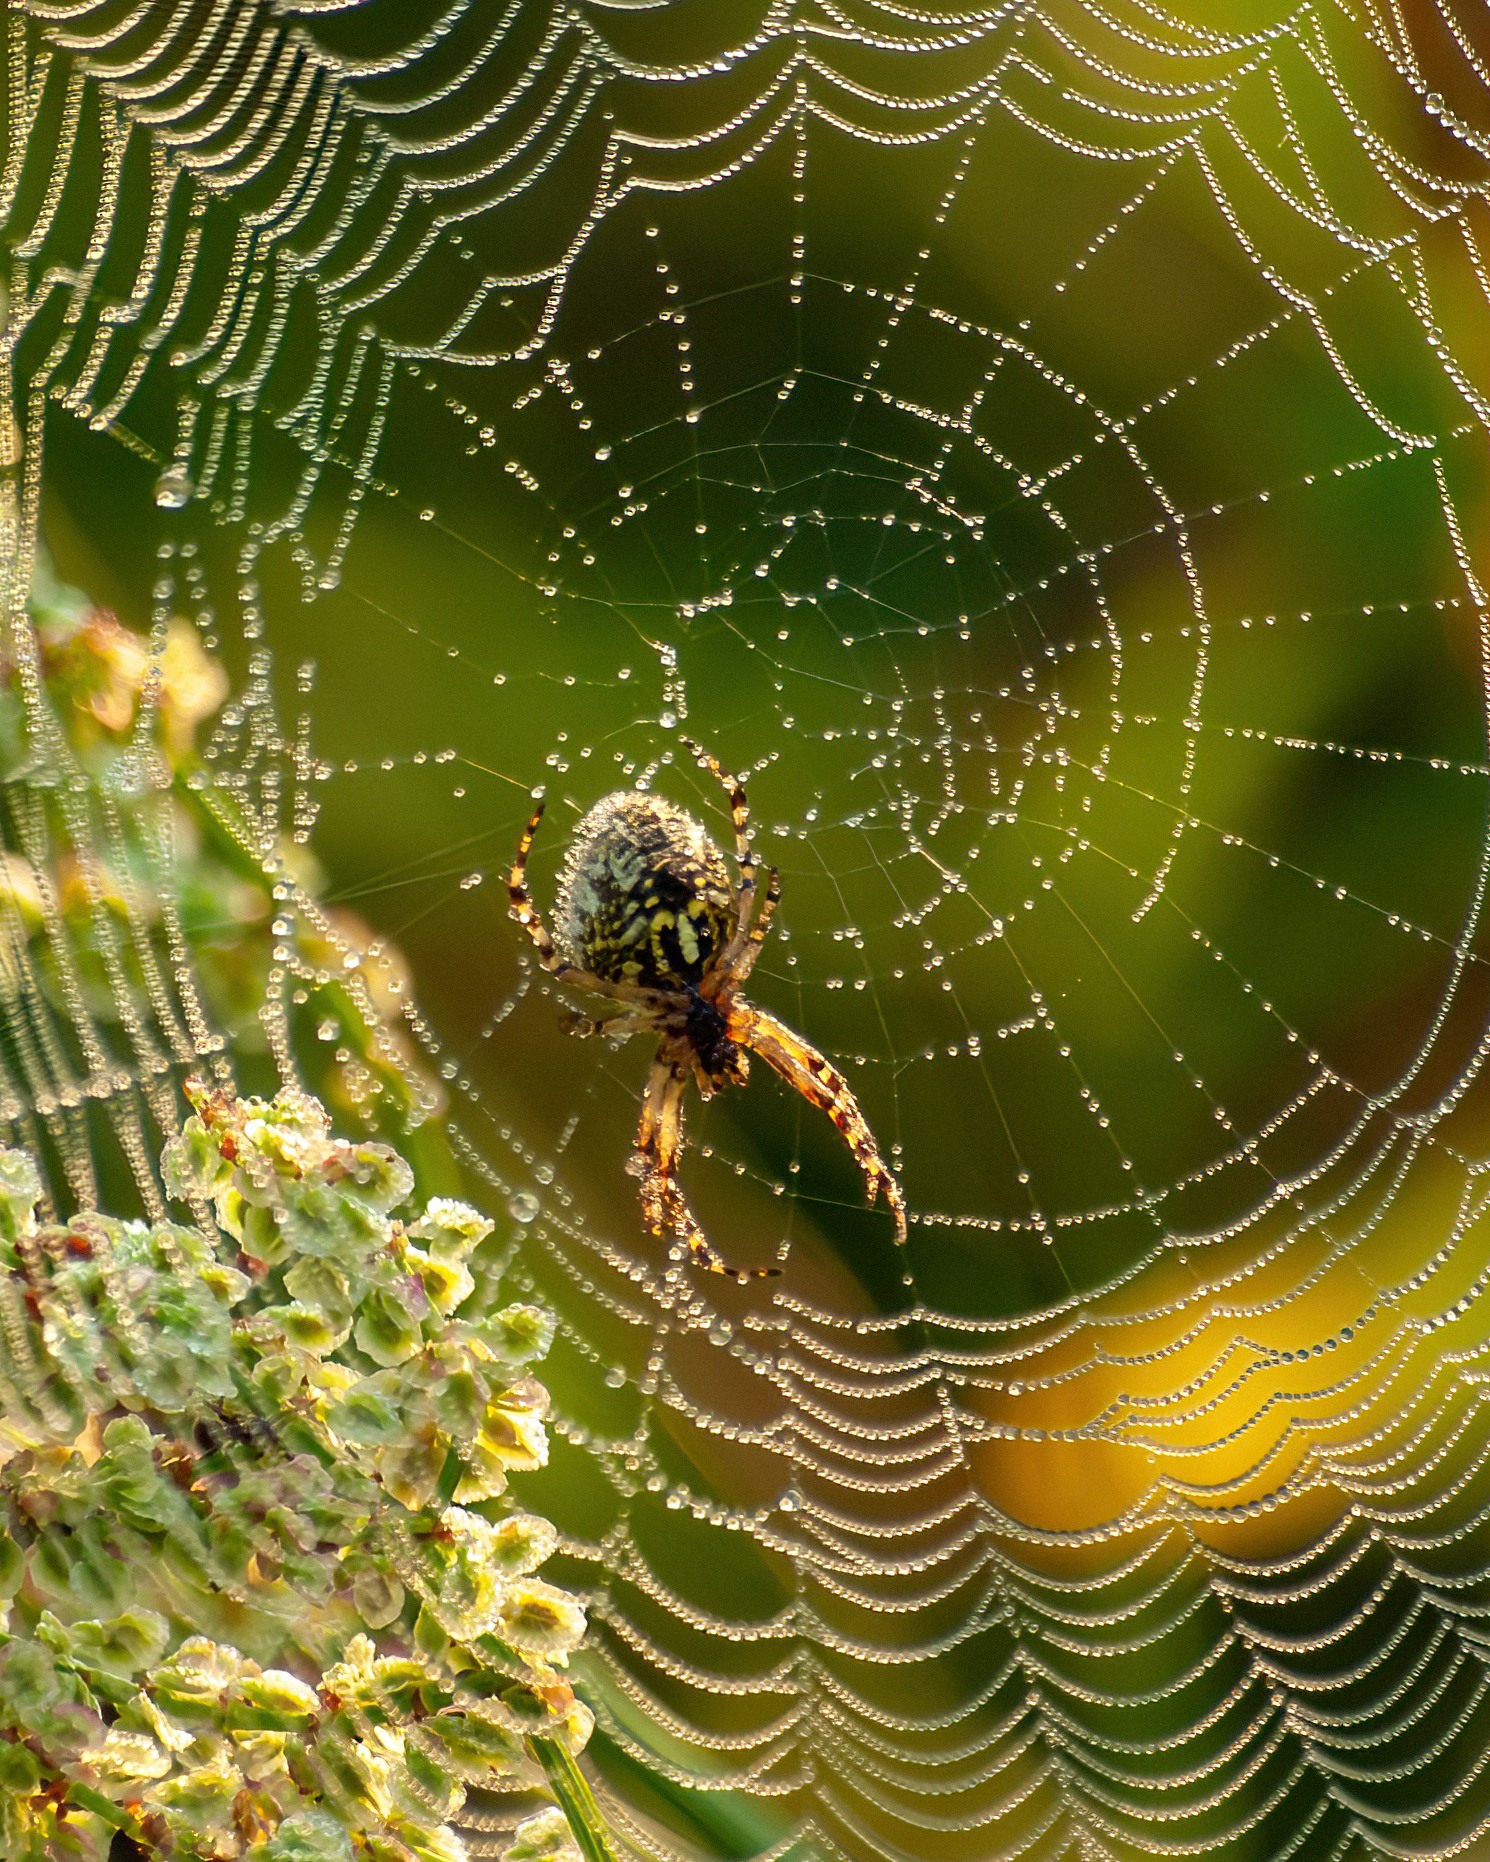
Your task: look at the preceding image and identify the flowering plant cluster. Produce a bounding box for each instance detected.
[0,1084,604,1862]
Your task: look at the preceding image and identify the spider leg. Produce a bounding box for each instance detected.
[508,798,564,970]
[509,799,665,1007]
[634,1051,780,1282]
[735,1006,908,1247]
[682,736,757,950]
[561,1008,656,1041]
[731,866,781,985]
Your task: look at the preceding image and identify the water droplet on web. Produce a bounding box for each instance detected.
[153,464,194,509]
[507,1190,540,1224]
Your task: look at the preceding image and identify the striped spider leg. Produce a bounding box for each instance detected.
[733,1004,908,1247]
[634,1050,781,1282]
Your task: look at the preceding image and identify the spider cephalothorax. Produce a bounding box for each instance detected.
[509,742,908,1280]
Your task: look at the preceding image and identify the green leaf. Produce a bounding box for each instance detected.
[250,1810,355,1862]
[67,1612,170,1677]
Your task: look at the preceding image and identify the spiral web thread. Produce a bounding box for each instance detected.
[11,1,1490,1857]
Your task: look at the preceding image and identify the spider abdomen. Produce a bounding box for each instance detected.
[555,791,734,990]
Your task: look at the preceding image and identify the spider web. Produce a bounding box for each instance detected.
[9,0,1490,1856]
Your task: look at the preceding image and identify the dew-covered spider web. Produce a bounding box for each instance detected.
[12,0,1490,1856]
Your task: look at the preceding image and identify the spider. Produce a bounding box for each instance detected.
[507,740,908,1281]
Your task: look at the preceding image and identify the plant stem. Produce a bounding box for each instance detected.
[528,1736,622,1862]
